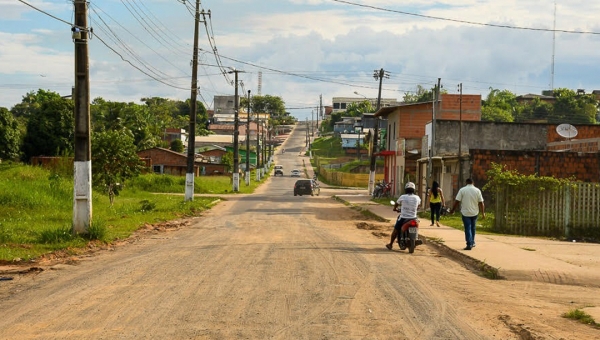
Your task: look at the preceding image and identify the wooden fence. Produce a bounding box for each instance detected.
[494,182,600,239]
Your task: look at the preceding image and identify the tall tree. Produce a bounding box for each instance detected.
[550,88,597,124]
[0,107,21,160]
[21,94,74,161]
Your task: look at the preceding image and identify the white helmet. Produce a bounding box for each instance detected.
[405,182,415,190]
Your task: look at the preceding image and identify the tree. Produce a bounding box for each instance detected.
[0,107,21,160]
[170,139,184,152]
[241,95,286,118]
[91,129,145,205]
[481,88,518,122]
[550,88,597,124]
[221,151,234,172]
[402,85,447,104]
[21,93,74,162]
[345,100,375,117]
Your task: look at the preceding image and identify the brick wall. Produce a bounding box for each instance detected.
[547,124,600,143]
[138,148,187,166]
[471,149,600,187]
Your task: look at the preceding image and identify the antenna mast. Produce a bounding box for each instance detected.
[257,71,262,96]
[550,0,556,90]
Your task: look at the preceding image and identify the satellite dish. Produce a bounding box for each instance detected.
[556,124,578,139]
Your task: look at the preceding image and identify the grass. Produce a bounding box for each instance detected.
[562,309,600,328]
[0,163,269,262]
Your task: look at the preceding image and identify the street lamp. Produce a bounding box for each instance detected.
[354,91,367,99]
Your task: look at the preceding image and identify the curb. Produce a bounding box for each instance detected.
[339,197,504,280]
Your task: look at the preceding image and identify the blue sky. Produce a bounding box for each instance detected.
[1,0,600,122]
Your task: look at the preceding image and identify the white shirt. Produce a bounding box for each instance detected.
[455,184,484,217]
[396,194,421,219]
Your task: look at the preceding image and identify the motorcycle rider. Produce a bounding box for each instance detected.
[386,182,421,250]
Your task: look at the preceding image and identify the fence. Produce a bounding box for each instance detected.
[494,182,600,239]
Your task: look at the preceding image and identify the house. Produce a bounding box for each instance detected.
[331,96,400,113]
[417,121,600,206]
[374,93,482,198]
[138,147,228,176]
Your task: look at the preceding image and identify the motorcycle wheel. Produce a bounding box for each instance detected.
[408,235,416,254]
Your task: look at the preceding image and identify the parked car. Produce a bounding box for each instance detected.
[294,179,320,196]
[291,169,301,177]
[274,165,284,176]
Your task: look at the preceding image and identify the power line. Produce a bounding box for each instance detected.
[93,32,190,90]
[16,0,74,27]
[331,0,600,35]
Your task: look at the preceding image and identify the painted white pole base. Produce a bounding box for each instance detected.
[232,173,240,192]
[73,161,92,234]
[245,171,250,185]
[184,173,194,201]
[368,171,375,195]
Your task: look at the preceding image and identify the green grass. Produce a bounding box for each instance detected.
[562,309,599,328]
[0,163,269,262]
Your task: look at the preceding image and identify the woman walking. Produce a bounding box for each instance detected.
[428,181,445,227]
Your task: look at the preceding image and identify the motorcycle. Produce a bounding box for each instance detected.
[381,180,394,198]
[390,200,423,253]
[372,180,384,198]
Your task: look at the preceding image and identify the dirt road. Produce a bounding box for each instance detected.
[1,124,599,339]
[1,185,599,339]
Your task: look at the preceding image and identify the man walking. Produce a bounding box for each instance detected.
[451,178,485,250]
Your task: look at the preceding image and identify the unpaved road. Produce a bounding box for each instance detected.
[1,125,599,339]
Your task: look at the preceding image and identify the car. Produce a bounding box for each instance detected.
[290,169,301,177]
[294,179,320,196]
[274,165,284,176]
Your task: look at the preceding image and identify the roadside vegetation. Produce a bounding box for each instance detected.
[0,163,267,262]
[562,309,600,329]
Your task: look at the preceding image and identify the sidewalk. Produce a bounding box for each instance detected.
[334,192,600,289]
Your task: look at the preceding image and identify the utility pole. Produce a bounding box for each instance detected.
[185,0,201,201]
[229,69,242,192]
[458,83,463,188]
[369,68,389,195]
[245,90,251,185]
[261,121,266,171]
[256,118,261,180]
[428,78,441,193]
[72,0,91,234]
[305,118,309,147]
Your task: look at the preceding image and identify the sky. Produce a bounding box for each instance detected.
[1,0,600,122]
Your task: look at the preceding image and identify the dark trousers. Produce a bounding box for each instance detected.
[430,202,442,222]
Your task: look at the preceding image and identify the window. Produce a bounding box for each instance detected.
[340,102,347,109]
[153,165,163,174]
[333,103,340,109]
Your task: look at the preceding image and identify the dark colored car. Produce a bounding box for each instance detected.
[294,179,320,196]
[274,165,284,176]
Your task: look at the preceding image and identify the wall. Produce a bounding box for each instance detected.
[471,149,600,187]
[435,120,549,155]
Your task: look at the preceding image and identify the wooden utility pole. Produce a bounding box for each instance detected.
[185,0,200,201]
[72,0,92,234]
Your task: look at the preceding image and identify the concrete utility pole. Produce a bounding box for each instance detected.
[427,78,441,195]
[72,0,92,234]
[185,0,201,202]
[369,68,389,195]
[458,83,463,188]
[256,118,261,180]
[229,69,242,192]
[245,90,251,185]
